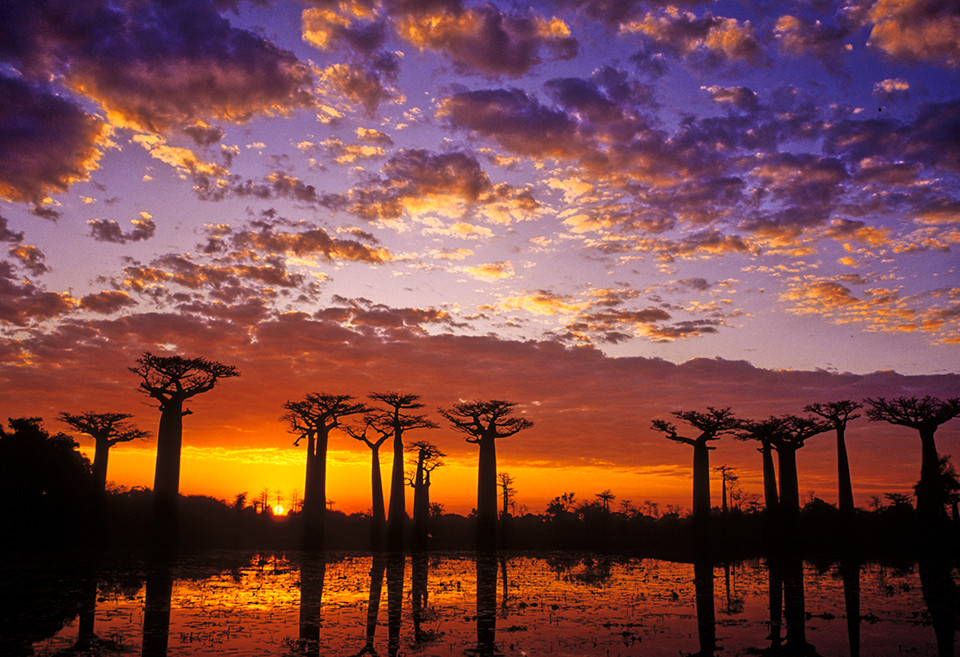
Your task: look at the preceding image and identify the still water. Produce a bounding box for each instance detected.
[16,551,955,656]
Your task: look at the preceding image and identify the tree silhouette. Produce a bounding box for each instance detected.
[765,415,832,527]
[735,418,782,515]
[58,412,148,496]
[282,393,369,548]
[866,396,960,523]
[0,417,92,545]
[344,416,391,548]
[369,392,437,551]
[596,489,615,513]
[651,407,739,540]
[407,440,444,551]
[498,472,516,519]
[440,400,532,551]
[714,465,736,513]
[805,400,861,516]
[130,352,238,549]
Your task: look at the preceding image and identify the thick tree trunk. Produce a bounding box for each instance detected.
[370,445,385,550]
[761,442,779,512]
[92,438,109,495]
[692,442,711,548]
[387,431,405,551]
[412,452,427,551]
[692,442,711,519]
[917,429,940,522]
[836,425,855,516]
[778,447,800,525]
[477,437,498,551]
[153,399,183,551]
[304,431,328,549]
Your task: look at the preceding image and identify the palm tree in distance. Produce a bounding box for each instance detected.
[58,411,149,496]
[866,396,960,524]
[805,400,861,517]
[441,400,533,552]
[369,392,437,551]
[282,392,369,549]
[130,352,238,551]
[651,407,739,541]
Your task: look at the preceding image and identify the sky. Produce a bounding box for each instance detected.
[1,0,959,516]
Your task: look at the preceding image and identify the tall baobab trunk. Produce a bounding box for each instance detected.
[477,436,498,551]
[303,431,329,549]
[836,424,855,516]
[153,399,184,546]
[412,450,427,551]
[92,439,110,494]
[370,444,386,549]
[917,428,940,521]
[691,442,712,541]
[760,442,779,512]
[387,432,405,551]
[777,445,800,527]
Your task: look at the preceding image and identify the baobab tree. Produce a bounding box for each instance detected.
[735,418,783,516]
[440,400,533,551]
[714,465,737,513]
[369,392,437,551]
[765,415,832,527]
[498,472,516,519]
[58,411,148,496]
[651,407,739,538]
[596,489,615,513]
[282,393,369,549]
[344,415,392,548]
[805,400,861,517]
[866,396,960,523]
[130,352,238,548]
[406,440,444,550]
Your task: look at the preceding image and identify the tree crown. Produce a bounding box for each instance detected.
[281,393,369,444]
[130,352,238,407]
[651,406,739,446]
[866,396,960,430]
[439,399,533,443]
[58,411,149,447]
[804,400,862,426]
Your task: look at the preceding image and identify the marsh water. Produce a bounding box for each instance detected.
[8,550,955,656]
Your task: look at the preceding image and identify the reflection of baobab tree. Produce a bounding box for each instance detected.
[369,392,437,552]
[472,554,498,656]
[352,555,385,656]
[692,559,716,657]
[142,563,174,657]
[411,552,431,644]
[282,393,369,549]
[386,554,405,657]
[130,352,238,552]
[441,400,533,552]
[298,554,327,657]
[840,555,861,657]
[918,555,957,657]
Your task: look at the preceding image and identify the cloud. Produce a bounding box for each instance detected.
[79,290,137,314]
[866,0,960,67]
[461,261,515,281]
[88,213,157,244]
[202,219,393,264]
[316,55,402,115]
[621,10,765,66]
[873,78,910,100]
[774,13,854,62]
[340,148,537,223]
[1,0,315,134]
[0,75,108,204]
[781,277,960,343]
[0,261,75,326]
[8,244,50,276]
[302,5,387,54]
[395,4,577,76]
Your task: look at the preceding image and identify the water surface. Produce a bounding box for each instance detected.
[16,551,954,656]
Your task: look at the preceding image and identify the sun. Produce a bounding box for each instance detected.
[273,504,285,516]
